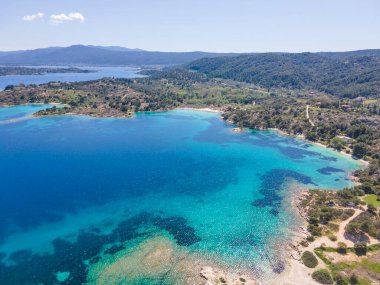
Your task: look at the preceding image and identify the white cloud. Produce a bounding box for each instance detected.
[22,12,44,22]
[50,13,85,24]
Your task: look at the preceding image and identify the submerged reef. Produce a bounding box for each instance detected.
[317,166,344,175]
[251,169,316,216]
[0,213,201,285]
[86,236,256,285]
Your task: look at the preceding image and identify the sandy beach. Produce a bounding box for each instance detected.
[175,107,222,113]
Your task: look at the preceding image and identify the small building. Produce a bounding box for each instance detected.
[353,96,365,102]
[347,202,356,208]
[326,200,335,207]
[341,104,352,110]
[337,135,353,143]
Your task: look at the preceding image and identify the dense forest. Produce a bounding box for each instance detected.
[186,52,380,98]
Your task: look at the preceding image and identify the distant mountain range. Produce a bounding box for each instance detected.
[1,45,380,68]
[0,45,237,66]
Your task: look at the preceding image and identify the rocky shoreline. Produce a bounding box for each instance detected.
[200,266,256,285]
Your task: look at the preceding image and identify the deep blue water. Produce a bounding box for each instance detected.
[0,106,362,284]
[0,66,144,90]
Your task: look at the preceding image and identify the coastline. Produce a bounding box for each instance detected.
[175,107,223,113]
[0,102,368,172]
[274,180,379,284]
[270,185,317,284]
[267,182,319,285]
[268,127,369,167]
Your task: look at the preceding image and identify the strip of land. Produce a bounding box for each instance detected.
[0,66,95,76]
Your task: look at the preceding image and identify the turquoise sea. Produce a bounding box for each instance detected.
[0,66,144,90]
[0,105,362,284]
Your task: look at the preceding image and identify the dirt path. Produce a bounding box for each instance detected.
[303,208,378,257]
[306,105,315,127]
[336,208,362,246]
[297,208,363,269]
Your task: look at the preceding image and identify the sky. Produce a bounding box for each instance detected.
[1,0,380,52]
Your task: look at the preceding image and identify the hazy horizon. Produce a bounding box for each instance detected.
[1,44,379,54]
[1,0,379,53]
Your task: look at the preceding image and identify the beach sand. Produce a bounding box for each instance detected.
[175,107,222,113]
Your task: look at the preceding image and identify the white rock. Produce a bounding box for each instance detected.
[200,266,216,280]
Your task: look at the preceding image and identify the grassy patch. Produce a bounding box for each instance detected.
[328,234,337,241]
[327,222,339,232]
[368,243,380,252]
[314,248,332,266]
[362,259,380,273]
[364,194,380,207]
[358,277,372,285]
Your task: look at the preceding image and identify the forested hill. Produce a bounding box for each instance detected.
[186,50,380,98]
[0,45,236,66]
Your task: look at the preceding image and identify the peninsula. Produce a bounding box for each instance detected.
[0,66,95,76]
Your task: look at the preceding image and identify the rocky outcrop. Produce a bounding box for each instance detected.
[200,266,256,285]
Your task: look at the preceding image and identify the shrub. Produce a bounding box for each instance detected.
[308,224,323,236]
[345,223,360,236]
[335,272,349,285]
[330,137,346,151]
[349,273,358,284]
[327,222,339,232]
[362,183,373,194]
[354,242,367,255]
[312,269,334,284]
[352,143,367,159]
[337,242,347,254]
[328,234,337,241]
[367,204,377,215]
[301,251,318,268]
[306,235,315,242]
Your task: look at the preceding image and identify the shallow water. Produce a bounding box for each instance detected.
[0,106,362,284]
[0,66,144,90]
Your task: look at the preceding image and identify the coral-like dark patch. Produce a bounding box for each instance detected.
[252,169,316,216]
[104,244,126,255]
[152,216,201,246]
[196,119,337,161]
[317,167,344,175]
[0,212,200,285]
[277,146,337,161]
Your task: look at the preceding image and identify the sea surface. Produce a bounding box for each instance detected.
[0,66,144,90]
[0,105,362,284]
